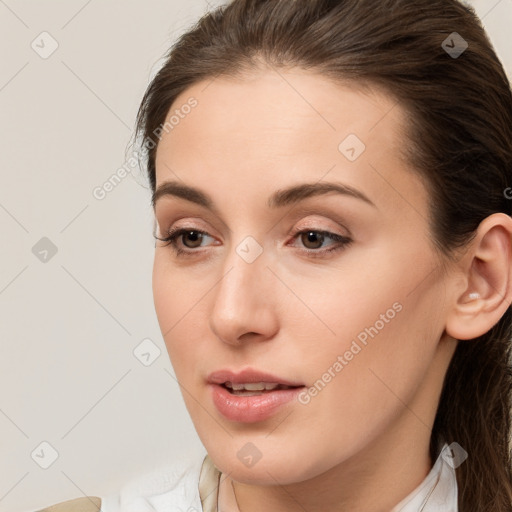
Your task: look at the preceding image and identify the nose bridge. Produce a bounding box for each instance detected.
[218,234,267,298]
[209,235,277,343]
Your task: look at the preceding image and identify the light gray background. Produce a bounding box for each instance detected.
[0,1,510,511]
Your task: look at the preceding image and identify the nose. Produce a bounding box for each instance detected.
[209,243,279,346]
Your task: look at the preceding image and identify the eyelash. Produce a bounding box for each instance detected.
[154,227,353,259]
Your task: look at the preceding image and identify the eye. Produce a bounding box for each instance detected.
[289,229,353,256]
[154,226,353,259]
[154,227,217,256]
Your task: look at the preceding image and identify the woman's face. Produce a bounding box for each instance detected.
[152,68,458,484]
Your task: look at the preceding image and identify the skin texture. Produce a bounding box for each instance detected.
[151,67,512,512]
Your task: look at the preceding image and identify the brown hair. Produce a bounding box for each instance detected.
[134,0,512,509]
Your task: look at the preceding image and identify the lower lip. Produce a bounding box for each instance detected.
[209,384,304,423]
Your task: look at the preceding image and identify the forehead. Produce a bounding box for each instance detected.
[157,67,403,161]
[154,67,427,219]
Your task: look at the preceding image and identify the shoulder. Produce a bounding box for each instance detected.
[36,496,101,512]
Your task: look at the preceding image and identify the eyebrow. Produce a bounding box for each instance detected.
[152,180,376,211]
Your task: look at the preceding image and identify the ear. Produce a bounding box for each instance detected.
[445,213,512,341]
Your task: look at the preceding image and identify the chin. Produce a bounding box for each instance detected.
[206,443,327,486]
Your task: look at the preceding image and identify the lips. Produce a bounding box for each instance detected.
[207,369,306,423]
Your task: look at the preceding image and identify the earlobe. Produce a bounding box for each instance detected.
[445,213,512,341]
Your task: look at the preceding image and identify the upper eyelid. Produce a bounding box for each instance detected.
[158,211,350,236]
[154,209,232,235]
[155,202,355,235]
[155,218,215,239]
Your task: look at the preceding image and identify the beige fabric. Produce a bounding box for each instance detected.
[198,455,222,512]
[37,496,102,512]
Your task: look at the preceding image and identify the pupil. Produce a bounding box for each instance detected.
[184,231,202,248]
[302,231,323,249]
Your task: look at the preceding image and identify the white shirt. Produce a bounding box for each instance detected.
[100,442,458,511]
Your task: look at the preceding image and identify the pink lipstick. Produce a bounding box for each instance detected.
[207,368,305,423]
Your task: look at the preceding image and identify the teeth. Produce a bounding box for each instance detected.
[225,382,285,391]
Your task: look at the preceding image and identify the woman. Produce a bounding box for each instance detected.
[36,0,512,510]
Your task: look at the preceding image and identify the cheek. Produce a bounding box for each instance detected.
[152,253,214,371]
[274,251,407,350]
[280,248,443,399]
[152,256,187,359]
[282,298,441,477]
[152,253,209,330]
[291,260,444,422]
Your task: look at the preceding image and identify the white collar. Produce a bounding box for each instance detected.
[391,442,458,511]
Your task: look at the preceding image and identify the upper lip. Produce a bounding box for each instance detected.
[207,368,304,387]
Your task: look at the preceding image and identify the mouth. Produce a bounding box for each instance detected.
[207,368,307,422]
[221,381,303,396]
[207,368,305,392]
